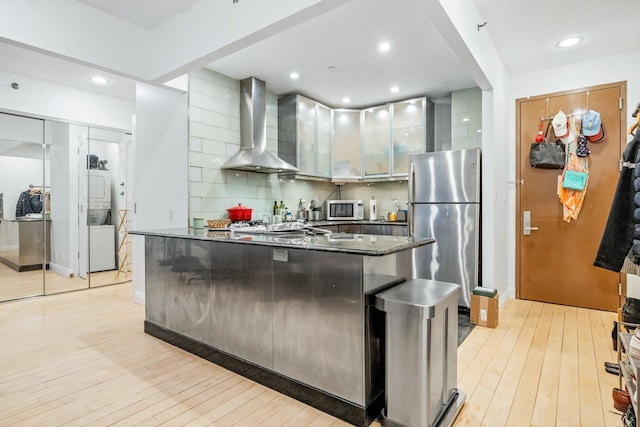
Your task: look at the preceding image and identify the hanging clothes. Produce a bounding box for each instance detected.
[15,189,42,217]
[594,132,640,272]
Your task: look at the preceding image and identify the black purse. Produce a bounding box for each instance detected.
[530,119,566,169]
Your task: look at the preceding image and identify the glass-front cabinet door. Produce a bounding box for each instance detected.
[332,110,361,178]
[392,98,426,175]
[363,105,391,177]
[316,104,332,177]
[296,97,316,174]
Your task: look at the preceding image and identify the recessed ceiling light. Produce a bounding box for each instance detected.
[462,117,469,122]
[289,72,299,80]
[557,37,583,48]
[390,86,399,93]
[342,97,351,104]
[90,76,109,85]
[379,42,391,52]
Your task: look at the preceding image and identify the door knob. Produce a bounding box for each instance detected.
[523,211,538,236]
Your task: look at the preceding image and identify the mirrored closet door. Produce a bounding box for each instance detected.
[0,113,132,303]
[0,113,46,302]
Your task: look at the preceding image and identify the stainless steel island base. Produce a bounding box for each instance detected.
[141,233,422,427]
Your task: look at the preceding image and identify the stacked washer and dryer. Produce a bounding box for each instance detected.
[88,169,115,272]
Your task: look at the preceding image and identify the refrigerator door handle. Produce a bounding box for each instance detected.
[523,211,539,235]
[408,160,415,237]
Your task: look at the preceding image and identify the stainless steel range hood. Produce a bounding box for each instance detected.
[221,77,299,174]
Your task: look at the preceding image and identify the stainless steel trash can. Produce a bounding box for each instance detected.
[375,279,465,427]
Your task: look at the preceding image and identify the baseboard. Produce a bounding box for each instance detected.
[501,286,515,305]
[49,262,72,277]
[134,290,145,305]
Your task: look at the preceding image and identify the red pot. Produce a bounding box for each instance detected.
[227,203,252,221]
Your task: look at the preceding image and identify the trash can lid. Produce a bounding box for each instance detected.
[375,278,460,319]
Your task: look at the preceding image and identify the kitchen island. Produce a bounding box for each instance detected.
[132,227,433,427]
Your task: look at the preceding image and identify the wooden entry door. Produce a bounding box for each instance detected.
[516,82,625,311]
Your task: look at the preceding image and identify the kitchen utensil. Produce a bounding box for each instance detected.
[193,217,204,229]
[227,203,253,221]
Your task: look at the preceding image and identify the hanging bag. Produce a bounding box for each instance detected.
[561,137,588,191]
[530,119,565,169]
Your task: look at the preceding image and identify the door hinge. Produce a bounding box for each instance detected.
[509,179,524,185]
[619,282,623,295]
[620,97,624,110]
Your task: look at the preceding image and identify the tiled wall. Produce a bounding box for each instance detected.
[451,87,482,150]
[434,99,452,151]
[188,68,337,224]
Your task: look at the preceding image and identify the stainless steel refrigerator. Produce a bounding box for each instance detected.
[408,148,481,307]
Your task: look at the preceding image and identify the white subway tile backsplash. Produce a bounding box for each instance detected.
[199,109,240,131]
[190,151,219,168]
[189,166,202,182]
[202,139,229,156]
[451,124,470,139]
[189,136,202,153]
[190,122,215,140]
[189,196,202,212]
[189,181,215,197]
[453,111,478,125]
[190,69,237,90]
[190,92,240,118]
[202,168,224,184]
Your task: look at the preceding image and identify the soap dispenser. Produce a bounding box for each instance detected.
[369,196,377,221]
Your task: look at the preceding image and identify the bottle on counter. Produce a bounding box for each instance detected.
[273,201,278,215]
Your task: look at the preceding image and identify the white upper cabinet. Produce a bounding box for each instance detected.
[332,110,361,178]
[363,105,391,177]
[363,97,429,178]
[392,98,428,175]
[278,95,332,178]
[279,95,431,181]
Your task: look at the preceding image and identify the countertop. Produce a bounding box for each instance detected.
[306,219,407,227]
[131,227,431,256]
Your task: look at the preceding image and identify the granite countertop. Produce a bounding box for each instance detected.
[131,227,432,256]
[307,220,407,226]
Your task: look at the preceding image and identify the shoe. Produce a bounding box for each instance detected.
[623,403,636,426]
[606,364,620,375]
[613,321,618,351]
[605,361,619,369]
[613,387,631,412]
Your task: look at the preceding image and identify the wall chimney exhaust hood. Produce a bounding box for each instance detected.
[221,77,299,174]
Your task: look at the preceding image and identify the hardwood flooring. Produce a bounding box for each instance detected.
[0,283,622,426]
[0,260,130,302]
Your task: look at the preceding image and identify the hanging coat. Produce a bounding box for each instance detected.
[594,133,640,272]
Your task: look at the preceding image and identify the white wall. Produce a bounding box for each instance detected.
[132,83,189,231]
[132,83,189,303]
[0,70,134,130]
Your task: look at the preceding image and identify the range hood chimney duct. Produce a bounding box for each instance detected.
[221,77,298,174]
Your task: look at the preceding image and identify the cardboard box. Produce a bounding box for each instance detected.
[470,294,499,328]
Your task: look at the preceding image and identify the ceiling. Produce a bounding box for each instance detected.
[2,0,640,106]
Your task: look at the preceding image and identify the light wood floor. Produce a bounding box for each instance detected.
[0,260,130,302]
[0,283,621,426]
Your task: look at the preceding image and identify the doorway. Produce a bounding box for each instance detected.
[516,82,626,311]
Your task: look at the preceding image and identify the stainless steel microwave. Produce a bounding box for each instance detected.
[326,200,364,220]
